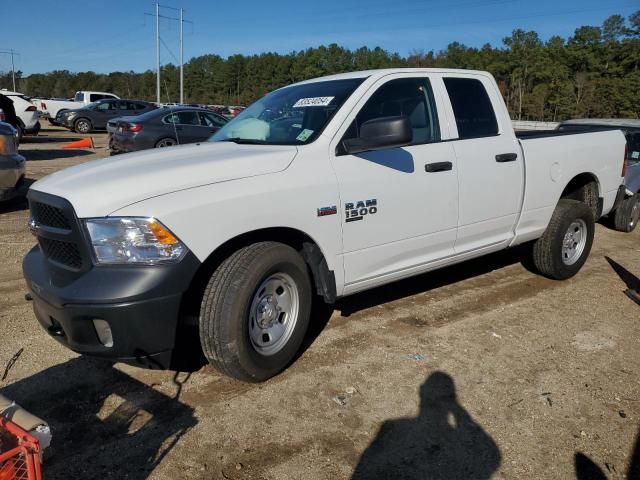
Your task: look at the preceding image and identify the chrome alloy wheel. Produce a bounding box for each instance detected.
[562,219,588,266]
[248,272,300,356]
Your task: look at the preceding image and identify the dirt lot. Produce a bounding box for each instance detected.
[0,125,639,480]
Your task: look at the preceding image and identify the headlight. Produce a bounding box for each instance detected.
[84,217,186,265]
[66,112,77,119]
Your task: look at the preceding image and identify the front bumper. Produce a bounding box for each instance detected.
[23,245,201,368]
[0,153,26,201]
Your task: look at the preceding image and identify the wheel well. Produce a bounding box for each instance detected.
[180,227,336,325]
[560,173,600,218]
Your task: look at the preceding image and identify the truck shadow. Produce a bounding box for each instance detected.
[352,371,501,479]
[0,357,197,480]
[301,245,533,357]
[336,245,531,318]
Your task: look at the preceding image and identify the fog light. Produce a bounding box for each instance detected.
[93,319,114,348]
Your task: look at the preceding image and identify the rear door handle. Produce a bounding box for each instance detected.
[495,153,518,162]
[425,161,453,173]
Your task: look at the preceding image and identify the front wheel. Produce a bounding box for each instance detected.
[531,199,595,280]
[199,242,312,382]
[613,194,639,233]
[74,118,92,134]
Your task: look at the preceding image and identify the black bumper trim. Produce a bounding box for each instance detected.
[23,245,201,366]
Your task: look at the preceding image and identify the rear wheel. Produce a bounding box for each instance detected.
[74,118,92,134]
[15,124,23,144]
[155,137,177,148]
[199,242,312,382]
[531,199,595,280]
[613,194,639,233]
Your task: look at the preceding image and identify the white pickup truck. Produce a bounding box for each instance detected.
[38,91,119,122]
[23,68,627,382]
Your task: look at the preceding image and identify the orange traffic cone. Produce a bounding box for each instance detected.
[62,137,94,149]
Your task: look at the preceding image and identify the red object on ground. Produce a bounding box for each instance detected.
[62,137,94,149]
[0,417,41,480]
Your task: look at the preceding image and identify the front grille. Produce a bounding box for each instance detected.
[31,201,71,230]
[38,237,83,269]
[28,192,89,271]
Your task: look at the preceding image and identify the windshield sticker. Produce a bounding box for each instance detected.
[296,129,314,142]
[293,96,335,108]
[632,151,639,159]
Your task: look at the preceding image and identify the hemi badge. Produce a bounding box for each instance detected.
[317,206,337,217]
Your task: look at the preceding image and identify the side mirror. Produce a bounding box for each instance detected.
[339,115,412,156]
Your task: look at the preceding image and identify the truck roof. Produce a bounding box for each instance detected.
[76,91,118,95]
[292,68,491,86]
[560,118,640,129]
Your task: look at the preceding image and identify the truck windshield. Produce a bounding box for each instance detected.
[209,78,365,145]
[74,92,83,102]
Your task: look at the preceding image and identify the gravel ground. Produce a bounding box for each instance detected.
[0,126,639,480]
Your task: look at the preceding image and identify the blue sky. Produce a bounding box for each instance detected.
[2,0,637,74]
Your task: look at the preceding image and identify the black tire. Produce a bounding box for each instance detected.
[613,194,639,233]
[74,118,92,134]
[531,199,595,280]
[155,137,177,148]
[15,124,23,144]
[199,242,312,382]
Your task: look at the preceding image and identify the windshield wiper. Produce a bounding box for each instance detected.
[218,137,267,145]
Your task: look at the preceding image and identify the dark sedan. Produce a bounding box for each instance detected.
[56,99,157,133]
[110,107,228,153]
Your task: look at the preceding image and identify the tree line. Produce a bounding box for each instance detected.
[2,11,639,121]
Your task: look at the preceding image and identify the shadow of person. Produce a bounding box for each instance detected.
[352,371,501,480]
[1,356,197,480]
[575,426,640,480]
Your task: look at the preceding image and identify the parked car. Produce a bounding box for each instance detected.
[110,107,228,153]
[39,91,119,123]
[0,122,25,202]
[0,90,41,141]
[23,68,626,381]
[558,119,640,232]
[56,99,156,133]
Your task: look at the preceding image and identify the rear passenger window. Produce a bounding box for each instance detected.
[164,111,200,125]
[344,78,440,145]
[443,78,498,139]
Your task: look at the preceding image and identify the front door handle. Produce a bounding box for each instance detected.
[496,153,518,162]
[425,161,453,173]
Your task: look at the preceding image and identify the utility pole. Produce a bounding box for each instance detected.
[144,5,191,104]
[10,49,15,92]
[0,49,18,91]
[156,2,160,104]
[179,8,184,104]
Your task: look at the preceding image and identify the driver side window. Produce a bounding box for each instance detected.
[343,78,440,145]
[96,102,112,111]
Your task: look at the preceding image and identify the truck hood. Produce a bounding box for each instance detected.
[31,142,298,217]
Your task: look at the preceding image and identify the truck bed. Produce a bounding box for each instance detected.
[515,127,617,139]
